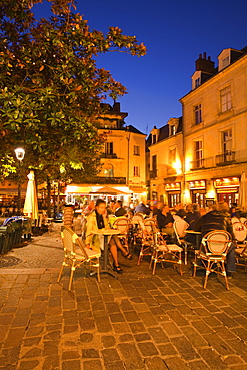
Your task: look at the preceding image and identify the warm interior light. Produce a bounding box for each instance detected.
[14,148,25,161]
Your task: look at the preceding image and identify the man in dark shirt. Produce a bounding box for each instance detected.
[134,202,150,215]
[115,201,127,217]
[195,202,236,275]
[157,205,175,240]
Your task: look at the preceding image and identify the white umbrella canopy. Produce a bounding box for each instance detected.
[23,171,38,220]
[238,171,247,212]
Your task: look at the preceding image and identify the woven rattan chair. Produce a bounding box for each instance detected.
[58,226,100,290]
[137,218,156,265]
[174,218,195,265]
[113,217,130,252]
[233,221,247,271]
[149,225,183,275]
[193,230,232,290]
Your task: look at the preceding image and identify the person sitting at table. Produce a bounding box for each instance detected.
[107,200,116,215]
[184,203,201,245]
[153,201,164,217]
[175,203,187,219]
[85,199,133,274]
[195,202,236,277]
[157,204,175,240]
[134,201,150,216]
[115,200,127,217]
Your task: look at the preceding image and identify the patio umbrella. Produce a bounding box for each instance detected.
[239,171,247,212]
[23,171,38,220]
[90,186,129,195]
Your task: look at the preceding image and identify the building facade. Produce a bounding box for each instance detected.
[66,102,147,204]
[147,45,247,208]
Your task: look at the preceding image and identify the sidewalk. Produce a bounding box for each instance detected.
[1,230,247,369]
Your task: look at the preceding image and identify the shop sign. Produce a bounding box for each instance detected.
[188,180,206,190]
[214,177,240,188]
[165,182,181,191]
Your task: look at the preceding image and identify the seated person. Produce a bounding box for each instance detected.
[85,199,133,274]
[115,200,127,217]
[175,203,187,219]
[195,202,236,276]
[107,200,116,215]
[184,203,201,245]
[157,204,175,239]
[153,201,164,217]
[134,202,150,216]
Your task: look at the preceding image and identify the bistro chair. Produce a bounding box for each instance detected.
[113,217,130,252]
[193,230,232,290]
[58,226,100,291]
[174,218,195,265]
[137,218,156,265]
[232,221,247,271]
[131,213,144,248]
[149,226,183,275]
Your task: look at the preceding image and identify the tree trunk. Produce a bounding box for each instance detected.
[47,176,51,218]
[56,182,61,214]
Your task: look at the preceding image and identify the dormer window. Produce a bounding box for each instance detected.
[195,77,201,88]
[170,125,176,136]
[152,134,157,144]
[222,56,230,69]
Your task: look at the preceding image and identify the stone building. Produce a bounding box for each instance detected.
[147,45,247,208]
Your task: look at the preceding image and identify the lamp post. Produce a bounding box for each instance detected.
[14,148,25,215]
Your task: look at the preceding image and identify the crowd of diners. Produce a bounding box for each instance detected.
[63,199,244,276]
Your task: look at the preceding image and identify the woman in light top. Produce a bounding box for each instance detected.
[85,199,133,274]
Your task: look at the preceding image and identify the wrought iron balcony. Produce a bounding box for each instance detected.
[150,169,158,179]
[216,151,236,166]
[83,177,126,184]
[101,153,118,159]
[190,157,215,170]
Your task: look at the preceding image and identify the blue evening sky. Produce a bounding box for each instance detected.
[34,0,247,133]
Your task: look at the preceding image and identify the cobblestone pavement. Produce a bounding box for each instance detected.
[1,231,247,369]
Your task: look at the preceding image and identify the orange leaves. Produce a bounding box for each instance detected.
[39,65,44,71]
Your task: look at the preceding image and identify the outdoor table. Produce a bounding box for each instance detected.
[185,230,201,248]
[91,229,120,278]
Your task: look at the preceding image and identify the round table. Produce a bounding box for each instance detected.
[185,230,201,248]
[92,229,120,277]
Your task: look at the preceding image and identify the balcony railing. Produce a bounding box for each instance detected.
[190,157,214,170]
[216,151,236,166]
[101,153,118,159]
[83,176,126,184]
[150,169,157,179]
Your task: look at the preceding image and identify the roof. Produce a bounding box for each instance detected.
[127,125,146,135]
[181,45,247,100]
[147,117,182,146]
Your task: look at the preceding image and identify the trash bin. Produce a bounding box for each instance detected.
[0,219,23,255]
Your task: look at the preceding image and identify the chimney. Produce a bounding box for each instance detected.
[195,52,215,74]
[113,101,120,112]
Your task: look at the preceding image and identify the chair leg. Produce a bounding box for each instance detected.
[97,259,101,283]
[57,259,66,283]
[184,244,188,265]
[178,252,183,275]
[137,245,144,265]
[221,261,229,290]
[152,251,158,275]
[193,255,197,277]
[203,261,211,289]
[68,261,75,291]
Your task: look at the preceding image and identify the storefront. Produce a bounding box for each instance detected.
[214,177,240,207]
[188,180,206,208]
[165,182,181,207]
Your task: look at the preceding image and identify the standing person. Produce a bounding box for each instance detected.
[195,202,236,276]
[115,200,127,217]
[85,199,133,274]
[157,204,175,239]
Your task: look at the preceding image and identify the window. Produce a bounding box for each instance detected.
[105,142,113,155]
[152,134,156,144]
[152,155,157,171]
[195,77,201,88]
[133,166,140,177]
[222,129,233,162]
[170,125,176,136]
[195,140,203,167]
[103,163,114,178]
[134,145,140,156]
[169,148,176,164]
[222,56,230,68]
[220,86,232,112]
[194,104,202,125]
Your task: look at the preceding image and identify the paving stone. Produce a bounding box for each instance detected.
[83,360,102,370]
[223,355,245,365]
[203,333,235,356]
[124,311,140,322]
[82,349,100,358]
[118,343,145,369]
[62,351,80,360]
[22,347,42,358]
[188,360,210,370]
[148,327,169,343]
[163,356,188,370]
[101,348,120,362]
[167,310,190,326]
[109,313,125,323]
[144,357,167,370]
[158,343,178,356]
[95,316,112,332]
[138,341,159,356]
[138,312,158,326]
[162,321,182,337]
[129,322,146,333]
[101,335,116,348]
[134,333,151,342]
[42,356,60,370]
[119,334,133,342]
[171,336,199,361]
[198,348,229,369]
[182,326,208,348]
[62,360,81,370]
[19,360,40,369]
[104,361,126,370]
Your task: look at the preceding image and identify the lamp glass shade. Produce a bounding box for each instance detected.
[15,148,25,161]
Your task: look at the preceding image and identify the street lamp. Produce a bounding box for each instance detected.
[14,148,25,215]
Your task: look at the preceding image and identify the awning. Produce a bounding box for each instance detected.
[129,187,146,193]
[66,185,92,194]
[0,188,26,195]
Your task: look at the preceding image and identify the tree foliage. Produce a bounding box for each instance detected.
[0,0,146,183]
